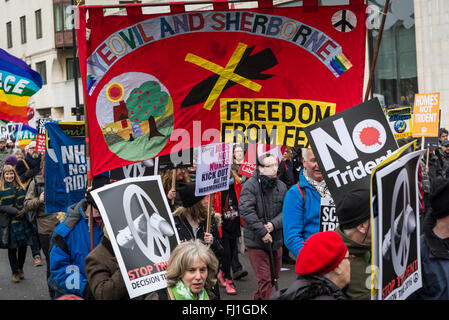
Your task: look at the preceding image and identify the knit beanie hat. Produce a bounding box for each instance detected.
[295,231,347,276]
[430,180,449,220]
[5,155,18,167]
[86,174,111,207]
[336,188,371,230]
[177,182,205,208]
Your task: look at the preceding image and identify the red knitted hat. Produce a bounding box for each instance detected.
[295,231,348,275]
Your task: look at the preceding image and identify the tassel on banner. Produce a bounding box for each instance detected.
[213,0,228,11]
[126,3,143,17]
[86,5,104,27]
[303,0,318,12]
[170,1,186,14]
[258,0,273,12]
[350,0,365,11]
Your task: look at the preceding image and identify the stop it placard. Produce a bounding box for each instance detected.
[412,93,440,137]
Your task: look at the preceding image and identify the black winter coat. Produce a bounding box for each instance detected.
[239,169,287,251]
[173,214,223,261]
[270,274,346,300]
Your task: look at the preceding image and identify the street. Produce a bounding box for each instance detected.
[0,247,297,300]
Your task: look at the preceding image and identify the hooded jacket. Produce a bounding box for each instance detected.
[336,226,371,300]
[48,198,103,299]
[239,169,287,251]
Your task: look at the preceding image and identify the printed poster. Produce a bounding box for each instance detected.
[45,122,87,213]
[195,142,233,196]
[90,176,181,299]
[304,98,398,205]
[375,149,424,300]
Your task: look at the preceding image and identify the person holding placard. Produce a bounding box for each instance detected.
[334,188,372,300]
[283,148,330,258]
[48,174,110,299]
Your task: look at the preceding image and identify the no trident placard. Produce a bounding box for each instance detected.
[412,92,440,138]
[304,98,398,205]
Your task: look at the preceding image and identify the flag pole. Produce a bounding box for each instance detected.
[364,0,390,102]
[80,0,264,9]
[74,2,94,251]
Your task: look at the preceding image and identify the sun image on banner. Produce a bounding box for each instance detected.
[90,176,180,299]
[375,148,424,300]
[76,1,367,175]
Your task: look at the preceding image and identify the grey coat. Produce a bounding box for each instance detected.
[239,169,287,251]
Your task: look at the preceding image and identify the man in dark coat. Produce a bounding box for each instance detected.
[239,153,287,300]
[410,180,449,300]
[271,231,349,300]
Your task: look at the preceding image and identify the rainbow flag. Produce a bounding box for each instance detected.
[0,48,42,124]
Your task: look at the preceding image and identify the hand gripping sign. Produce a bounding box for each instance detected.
[90,176,180,299]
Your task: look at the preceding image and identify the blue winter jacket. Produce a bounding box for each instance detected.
[49,199,103,299]
[282,169,321,258]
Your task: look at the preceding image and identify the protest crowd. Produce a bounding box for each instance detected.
[0,0,448,304]
[1,130,449,301]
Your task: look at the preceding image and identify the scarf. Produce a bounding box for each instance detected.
[170,280,209,300]
[259,174,277,192]
[303,170,331,198]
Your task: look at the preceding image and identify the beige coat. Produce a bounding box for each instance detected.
[23,175,59,235]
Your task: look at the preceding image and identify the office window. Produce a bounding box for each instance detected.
[35,9,42,39]
[20,16,26,44]
[54,3,74,32]
[36,61,47,85]
[66,57,80,80]
[6,21,12,48]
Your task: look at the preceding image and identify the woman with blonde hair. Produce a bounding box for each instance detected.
[0,165,33,283]
[153,239,218,300]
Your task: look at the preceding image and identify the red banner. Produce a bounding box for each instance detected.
[76,1,367,175]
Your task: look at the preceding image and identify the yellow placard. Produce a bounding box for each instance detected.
[220,98,336,147]
[412,93,440,137]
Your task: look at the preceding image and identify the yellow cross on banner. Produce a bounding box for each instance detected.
[185,42,262,110]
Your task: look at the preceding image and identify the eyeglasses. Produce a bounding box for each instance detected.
[343,255,355,262]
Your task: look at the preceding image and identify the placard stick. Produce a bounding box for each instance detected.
[171,169,176,205]
[206,194,212,234]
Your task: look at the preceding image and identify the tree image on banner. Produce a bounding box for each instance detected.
[126,81,168,141]
[96,72,174,161]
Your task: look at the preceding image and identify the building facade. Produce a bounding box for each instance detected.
[0,0,83,122]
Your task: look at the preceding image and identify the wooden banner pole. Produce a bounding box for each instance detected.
[364,0,390,102]
[206,194,212,234]
[171,170,176,205]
